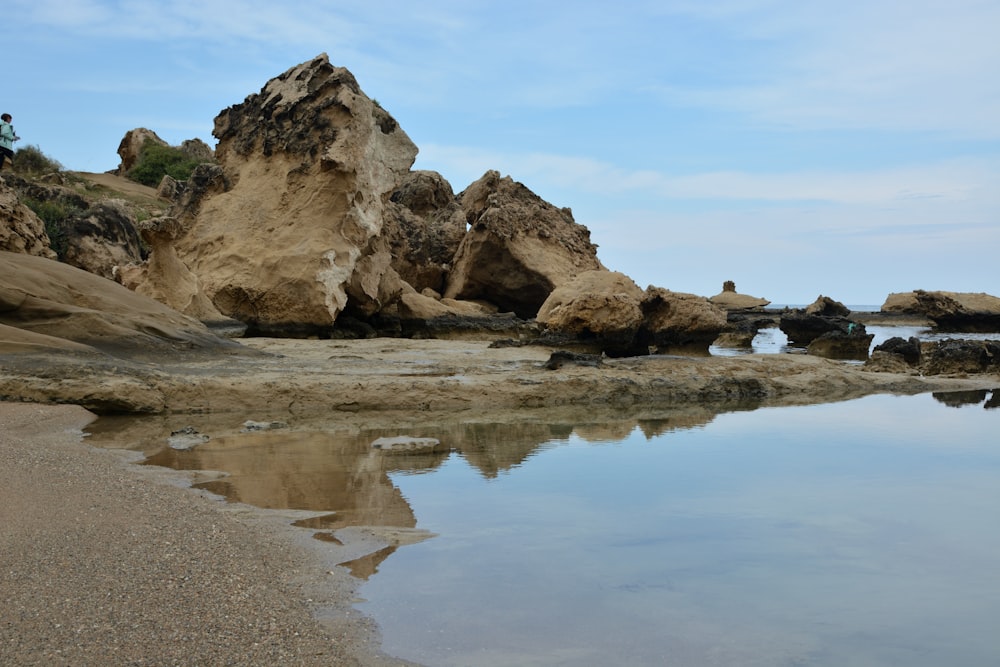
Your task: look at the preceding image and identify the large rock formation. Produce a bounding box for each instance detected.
[0,251,241,360]
[116,128,168,176]
[124,54,419,335]
[882,290,1000,332]
[444,171,603,318]
[0,179,56,259]
[383,170,467,294]
[537,271,728,357]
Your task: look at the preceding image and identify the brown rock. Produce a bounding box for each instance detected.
[116,128,167,176]
[125,54,419,335]
[444,170,603,318]
[0,251,241,360]
[0,180,56,259]
[384,170,467,293]
[708,280,770,310]
[638,287,729,352]
[537,270,645,355]
[883,290,1000,332]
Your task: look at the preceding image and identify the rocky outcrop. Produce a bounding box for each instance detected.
[804,295,850,317]
[780,296,857,346]
[536,271,645,356]
[0,179,56,259]
[383,170,466,294]
[806,326,874,360]
[868,336,1000,376]
[444,171,603,318]
[124,54,419,335]
[0,251,243,362]
[637,287,729,352]
[709,280,770,310]
[882,290,1000,332]
[116,128,167,176]
[59,200,144,280]
[537,271,727,357]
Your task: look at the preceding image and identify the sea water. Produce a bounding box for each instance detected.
[88,386,1000,666]
[353,391,1000,666]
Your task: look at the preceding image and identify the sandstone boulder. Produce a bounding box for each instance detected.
[708,280,770,310]
[0,251,242,359]
[116,128,167,176]
[882,290,1000,332]
[59,199,144,280]
[806,326,874,360]
[804,295,850,317]
[537,270,645,356]
[444,171,603,318]
[125,54,419,335]
[0,179,56,258]
[383,170,467,293]
[637,287,729,353]
[118,216,243,334]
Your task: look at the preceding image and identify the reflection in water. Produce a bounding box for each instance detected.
[87,390,1000,666]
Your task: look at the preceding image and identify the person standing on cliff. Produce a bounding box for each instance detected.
[1,113,20,171]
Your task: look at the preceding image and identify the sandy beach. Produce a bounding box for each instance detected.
[0,401,414,666]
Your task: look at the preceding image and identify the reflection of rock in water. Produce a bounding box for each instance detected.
[144,431,425,530]
[932,390,990,408]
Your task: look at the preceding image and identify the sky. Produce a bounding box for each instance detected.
[7,0,1000,305]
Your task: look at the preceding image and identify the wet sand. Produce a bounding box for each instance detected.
[0,402,414,666]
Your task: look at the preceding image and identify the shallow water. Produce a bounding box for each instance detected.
[89,388,1000,666]
[711,324,999,358]
[352,391,1000,666]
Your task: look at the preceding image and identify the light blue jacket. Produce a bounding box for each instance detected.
[0,121,16,150]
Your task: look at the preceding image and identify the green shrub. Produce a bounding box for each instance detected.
[23,197,84,260]
[11,145,63,178]
[127,139,205,187]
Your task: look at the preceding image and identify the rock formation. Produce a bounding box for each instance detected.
[123,54,420,335]
[780,295,856,346]
[0,251,242,361]
[709,280,770,310]
[116,128,167,176]
[0,179,55,259]
[868,336,1000,376]
[882,290,1000,332]
[444,170,603,318]
[537,271,727,356]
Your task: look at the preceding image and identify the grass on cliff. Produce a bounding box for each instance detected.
[127,139,205,187]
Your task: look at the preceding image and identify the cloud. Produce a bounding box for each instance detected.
[649,0,1000,138]
[418,143,1000,208]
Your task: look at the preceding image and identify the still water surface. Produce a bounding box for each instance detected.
[90,389,1000,666]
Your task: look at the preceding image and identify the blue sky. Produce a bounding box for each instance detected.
[8,1,999,304]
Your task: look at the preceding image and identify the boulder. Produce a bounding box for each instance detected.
[117,216,244,334]
[116,128,167,176]
[124,54,419,335]
[0,179,56,259]
[444,170,603,318]
[708,280,770,310]
[536,270,645,356]
[637,287,729,353]
[882,290,1000,332]
[0,251,242,359]
[59,199,144,280]
[921,339,1000,375]
[383,170,467,293]
[804,295,850,317]
[806,325,873,360]
[872,336,923,365]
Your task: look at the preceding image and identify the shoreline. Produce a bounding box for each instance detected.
[3,337,999,665]
[0,402,415,666]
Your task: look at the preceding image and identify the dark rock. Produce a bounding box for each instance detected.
[872,336,922,365]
